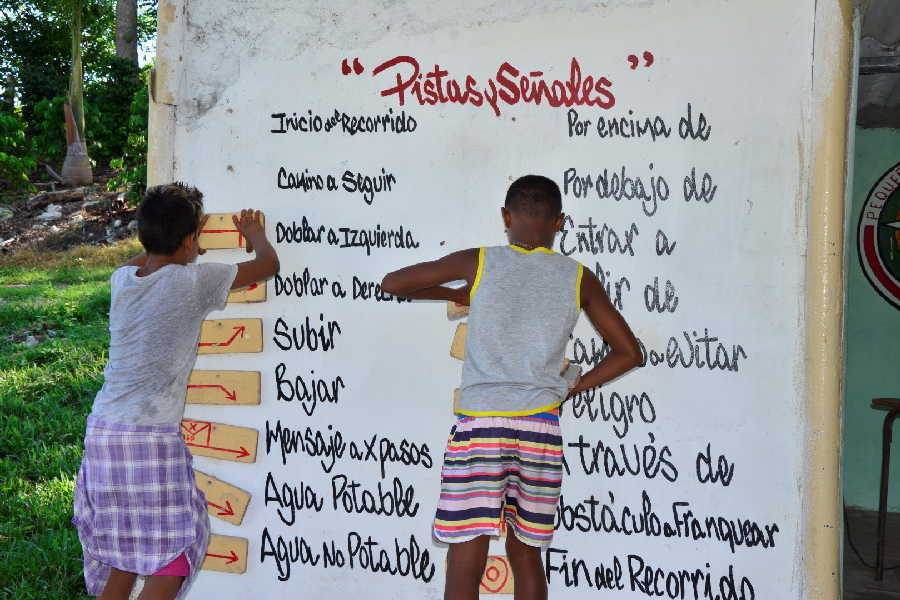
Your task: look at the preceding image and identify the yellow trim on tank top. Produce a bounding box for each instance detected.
[508,244,555,255]
[455,400,562,417]
[576,263,584,311]
[469,247,486,302]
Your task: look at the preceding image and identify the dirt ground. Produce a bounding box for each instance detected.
[0,168,137,254]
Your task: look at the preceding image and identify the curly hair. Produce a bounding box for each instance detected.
[505,175,562,220]
[136,182,204,255]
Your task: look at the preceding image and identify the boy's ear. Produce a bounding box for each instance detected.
[180,232,195,254]
[501,206,512,229]
[555,213,566,232]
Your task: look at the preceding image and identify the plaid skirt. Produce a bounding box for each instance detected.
[72,417,210,598]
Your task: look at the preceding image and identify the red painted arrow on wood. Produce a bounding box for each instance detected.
[206,550,240,565]
[187,384,238,401]
[184,442,251,459]
[201,228,244,247]
[207,499,235,517]
[230,283,258,295]
[198,326,245,348]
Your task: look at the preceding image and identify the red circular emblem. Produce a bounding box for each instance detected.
[858,161,900,309]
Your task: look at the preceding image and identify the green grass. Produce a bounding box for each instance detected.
[0,241,139,599]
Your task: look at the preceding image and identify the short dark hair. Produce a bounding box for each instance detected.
[504,175,562,219]
[137,182,204,255]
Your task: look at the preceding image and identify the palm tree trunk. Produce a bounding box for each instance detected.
[115,0,138,65]
[62,100,91,185]
[68,0,84,142]
[62,0,92,186]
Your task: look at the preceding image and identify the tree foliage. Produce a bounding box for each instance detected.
[108,82,148,200]
[0,111,37,190]
[0,0,156,190]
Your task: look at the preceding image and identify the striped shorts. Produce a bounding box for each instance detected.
[433,411,563,547]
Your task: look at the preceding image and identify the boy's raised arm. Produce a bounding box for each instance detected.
[231,209,280,289]
[570,268,643,396]
[381,249,479,305]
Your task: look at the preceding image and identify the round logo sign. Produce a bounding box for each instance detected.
[858,161,900,309]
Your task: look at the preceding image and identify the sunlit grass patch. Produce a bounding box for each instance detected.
[0,237,140,285]
[0,244,126,599]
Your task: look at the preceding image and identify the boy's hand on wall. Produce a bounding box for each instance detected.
[233,209,265,253]
[450,285,471,306]
[229,209,280,290]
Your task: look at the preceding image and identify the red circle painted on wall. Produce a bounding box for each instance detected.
[858,161,900,309]
[479,556,510,593]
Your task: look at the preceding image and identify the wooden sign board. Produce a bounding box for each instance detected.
[199,212,265,250]
[186,370,261,405]
[198,318,262,355]
[479,556,514,595]
[450,322,467,360]
[194,469,252,526]
[227,281,267,303]
[447,301,469,320]
[202,534,249,574]
[181,419,258,463]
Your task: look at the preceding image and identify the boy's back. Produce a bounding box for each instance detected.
[89,262,236,426]
[72,186,280,600]
[381,174,642,600]
[460,245,582,416]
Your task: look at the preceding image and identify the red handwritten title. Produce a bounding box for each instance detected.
[369,56,616,117]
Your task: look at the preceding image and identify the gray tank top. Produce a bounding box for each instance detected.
[458,245,583,415]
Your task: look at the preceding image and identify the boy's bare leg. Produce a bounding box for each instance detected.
[506,531,547,600]
[99,568,137,600]
[445,536,490,600]
[138,575,184,600]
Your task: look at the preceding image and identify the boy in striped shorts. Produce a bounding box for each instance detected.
[382,175,642,599]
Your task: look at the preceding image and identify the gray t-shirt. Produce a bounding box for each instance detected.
[89,262,238,425]
[459,245,583,416]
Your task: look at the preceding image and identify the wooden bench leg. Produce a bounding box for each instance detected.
[876,409,900,581]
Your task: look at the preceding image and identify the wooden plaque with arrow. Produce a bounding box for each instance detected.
[194,469,251,526]
[181,419,258,463]
[227,281,266,303]
[202,534,248,574]
[198,212,265,250]
[186,370,260,405]
[198,319,262,355]
[447,301,469,320]
[450,322,467,360]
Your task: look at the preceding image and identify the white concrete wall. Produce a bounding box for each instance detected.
[151,1,850,597]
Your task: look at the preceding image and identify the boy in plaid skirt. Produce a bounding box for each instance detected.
[72,183,279,600]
